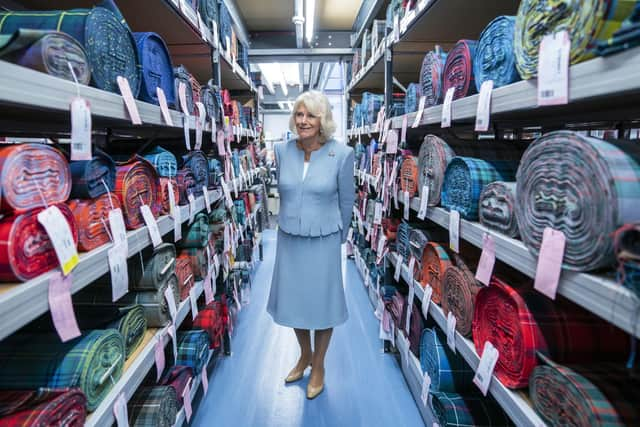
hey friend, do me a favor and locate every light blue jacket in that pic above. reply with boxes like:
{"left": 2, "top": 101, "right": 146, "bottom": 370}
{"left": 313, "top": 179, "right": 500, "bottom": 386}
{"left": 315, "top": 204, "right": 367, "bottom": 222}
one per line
{"left": 275, "top": 138, "right": 355, "bottom": 242}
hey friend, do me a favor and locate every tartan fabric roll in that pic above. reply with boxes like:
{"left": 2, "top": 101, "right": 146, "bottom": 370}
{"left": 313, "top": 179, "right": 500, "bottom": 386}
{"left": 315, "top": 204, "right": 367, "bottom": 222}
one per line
{"left": 68, "top": 192, "right": 121, "bottom": 252}
{"left": 69, "top": 151, "right": 116, "bottom": 200}
{"left": 180, "top": 212, "right": 210, "bottom": 249}
{"left": 189, "top": 74, "right": 201, "bottom": 114}
{"left": 173, "top": 65, "right": 194, "bottom": 113}
{"left": 530, "top": 362, "right": 640, "bottom": 426}
{"left": 442, "top": 157, "right": 518, "bottom": 220}
{"left": 128, "top": 386, "right": 178, "bottom": 427}
{"left": 597, "top": 2, "right": 640, "bottom": 55}
{"left": 0, "top": 29, "right": 90, "bottom": 85}
{"left": 182, "top": 151, "right": 209, "bottom": 196}
{"left": 192, "top": 301, "right": 228, "bottom": 349}
{"left": 142, "top": 146, "right": 177, "bottom": 179}
{"left": 441, "top": 256, "right": 481, "bottom": 337}
{"left": 473, "top": 276, "right": 630, "bottom": 388}
{"left": 130, "top": 243, "right": 177, "bottom": 292}
{"left": 418, "top": 135, "right": 456, "bottom": 206}
{"left": 404, "top": 83, "right": 421, "bottom": 114}
{"left": 430, "top": 392, "right": 512, "bottom": 427}
{"left": 180, "top": 248, "right": 207, "bottom": 281}
{"left": 478, "top": 181, "right": 519, "bottom": 238}
{"left": 198, "top": 0, "right": 218, "bottom": 30}
{"left": 473, "top": 16, "right": 520, "bottom": 90}
{"left": 420, "top": 329, "right": 474, "bottom": 393}
{"left": 158, "top": 366, "right": 193, "bottom": 406}
{"left": 514, "top": 0, "right": 636, "bottom": 79}
{"left": 419, "top": 48, "right": 448, "bottom": 106}
{"left": 218, "top": 1, "right": 232, "bottom": 51}
{"left": 0, "top": 204, "right": 78, "bottom": 282}
{"left": 0, "top": 330, "right": 124, "bottom": 411}
{"left": 176, "top": 331, "right": 210, "bottom": 374}
{"left": 400, "top": 156, "right": 420, "bottom": 197}
{"left": 442, "top": 40, "right": 478, "bottom": 101}
{"left": 614, "top": 223, "right": 640, "bottom": 297}
{"left": 0, "top": 0, "right": 140, "bottom": 95}
{"left": 176, "top": 254, "right": 194, "bottom": 301}
{"left": 158, "top": 178, "right": 179, "bottom": 216}
{"left": 201, "top": 82, "right": 223, "bottom": 124}
{"left": 420, "top": 243, "right": 453, "bottom": 303}
{"left": 0, "top": 144, "right": 71, "bottom": 214}
{"left": 133, "top": 32, "right": 174, "bottom": 106}
{"left": 402, "top": 302, "right": 425, "bottom": 358}
{"left": 515, "top": 131, "right": 640, "bottom": 271}
{"left": 207, "top": 157, "right": 222, "bottom": 188}
{"left": 0, "top": 388, "right": 86, "bottom": 426}
{"left": 176, "top": 168, "right": 197, "bottom": 206}
{"left": 115, "top": 157, "right": 161, "bottom": 230}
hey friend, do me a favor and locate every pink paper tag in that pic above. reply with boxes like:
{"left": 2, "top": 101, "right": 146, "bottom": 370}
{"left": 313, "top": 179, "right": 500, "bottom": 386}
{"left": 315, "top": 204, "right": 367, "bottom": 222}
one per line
{"left": 201, "top": 368, "right": 209, "bottom": 394}
{"left": 178, "top": 82, "right": 190, "bottom": 115}
{"left": 400, "top": 115, "right": 408, "bottom": 144}
{"left": 534, "top": 227, "right": 566, "bottom": 300}
{"left": 113, "top": 392, "right": 129, "bottom": 427}
{"left": 217, "top": 130, "right": 226, "bottom": 155}
{"left": 48, "top": 272, "right": 81, "bottom": 342}
{"left": 116, "top": 76, "right": 142, "bottom": 125}
{"left": 475, "top": 233, "right": 496, "bottom": 286}
{"left": 156, "top": 87, "right": 174, "bottom": 126}
{"left": 203, "top": 271, "right": 214, "bottom": 304}
{"left": 183, "top": 378, "right": 193, "bottom": 421}
{"left": 155, "top": 338, "right": 165, "bottom": 382}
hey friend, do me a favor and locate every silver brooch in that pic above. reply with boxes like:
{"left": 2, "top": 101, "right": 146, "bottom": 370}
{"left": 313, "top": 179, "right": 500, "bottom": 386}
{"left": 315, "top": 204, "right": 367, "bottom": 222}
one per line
{"left": 328, "top": 151, "right": 335, "bottom": 157}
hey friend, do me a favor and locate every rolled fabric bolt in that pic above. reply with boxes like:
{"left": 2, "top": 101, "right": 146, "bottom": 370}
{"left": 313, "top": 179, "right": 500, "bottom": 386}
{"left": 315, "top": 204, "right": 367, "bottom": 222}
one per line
{"left": 478, "top": 181, "right": 519, "bottom": 238}
{"left": 68, "top": 192, "right": 122, "bottom": 252}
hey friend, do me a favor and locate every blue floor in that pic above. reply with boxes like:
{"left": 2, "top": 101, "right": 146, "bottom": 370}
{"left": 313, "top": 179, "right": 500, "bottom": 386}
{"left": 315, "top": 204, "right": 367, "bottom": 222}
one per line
{"left": 192, "top": 229, "right": 424, "bottom": 427}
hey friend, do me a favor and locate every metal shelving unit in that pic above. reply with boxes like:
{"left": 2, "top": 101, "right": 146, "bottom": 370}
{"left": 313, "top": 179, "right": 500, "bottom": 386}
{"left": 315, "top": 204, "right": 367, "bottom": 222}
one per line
{"left": 347, "top": 36, "right": 388, "bottom": 93}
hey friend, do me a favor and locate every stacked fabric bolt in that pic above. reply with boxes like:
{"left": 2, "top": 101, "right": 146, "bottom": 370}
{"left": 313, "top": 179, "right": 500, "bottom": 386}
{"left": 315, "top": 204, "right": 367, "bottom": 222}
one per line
{"left": 473, "top": 276, "right": 630, "bottom": 388}
{"left": 133, "top": 32, "right": 174, "bottom": 106}
{"left": 419, "top": 243, "right": 453, "bottom": 303}
{"left": 191, "top": 301, "right": 229, "bottom": 349}
{"left": 68, "top": 193, "right": 121, "bottom": 252}
{"left": 115, "top": 157, "right": 160, "bottom": 230}
{"left": 183, "top": 151, "right": 209, "bottom": 196}
{"left": 201, "top": 81, "right": 223, "bottom": 126}
{"left": 361, "top": 92, "right": 384, "bottom": 125}
{"left": 0, "top": 0, "right": 140, "bottom": 95}
{"left": 69, "top": 151, "right": 116, "bottom": 199}
{"left": 473, "top": 16, "right": 520, "bottom": 90}
{"left": 417, "top": 135, "right": 456, "bottom": 206}
{"left": 176, "top": 254, "right": 195, "bottom": 302}
{"left": 597, "top": 2, "right": 640, "bottom": 55}
{"left": 390, "top": 92, "right": 406, "bottom": 117}
{"left": 142, "top": 147, "right": 178, "bottom": 178}
{"left": 0, "top": 387, "right": 87, "bottom": 426}
{"left": 614, "top": 223, "right": 640, "bottom": 297}
{"left": 441, "top": 254, "right": 481, "bottom": 337}
{"left": 189, "top": 74, "right": 201, "bottom": 116}
{"left": 404, "top": 83, "right": 421, "bottom": 113}
{"left": 173, "top": 65, "right": 195, "bottom": 114}
{"left": 478, "top": 181, "right": 519, "bottom": 238}
{"left": 514, "top": 0, "right": 636, "bottom": 79}
{"left": 176, "top": 331, "right": 210, "bottom": 375}
{"left": 420, "top": 329, "right": 475, "bottom": 393}
{"left": 419, "top": 48, "right": 448, "bottom": 107}
{"left": 515, "top": 131, "right": 640, "bottom": 271}
{"left": 128, "top": 386, "right": 178, "bottom": 427}
{"left": 176, "top": 168, "right": 197, "bottom": 206}
{"left": 430, "top": 392, "right": 512, "bottom": 427}
{"left": 158, "top": 366, "right": 193, "bottom": 406}
{"left": 442, "top": 157, "right": 518, "bottom": 220}
{"left": 442, "top": 40, "right": 478, "bottom": 100}
{"left": 399, "top": 155, "right": 420, "bottom": 197}
{"left": 0, "top": 330, "right": 125, "bottom": 411}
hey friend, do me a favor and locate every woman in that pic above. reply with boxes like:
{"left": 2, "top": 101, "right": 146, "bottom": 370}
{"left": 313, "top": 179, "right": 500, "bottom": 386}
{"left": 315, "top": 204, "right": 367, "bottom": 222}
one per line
{"left": 267, "top": 90, "right": 355, "bottom": 400}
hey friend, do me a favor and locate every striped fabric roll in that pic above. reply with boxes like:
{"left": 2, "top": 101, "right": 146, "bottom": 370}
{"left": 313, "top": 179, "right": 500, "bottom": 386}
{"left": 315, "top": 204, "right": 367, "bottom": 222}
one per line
{"left": 182, "top": 151, "right": 209, "bottom": 196}
{"left": 441, "top": 256, "right": 481, "bottom": 337}
{"left": 128, "top": 386, "right": 178, "bottom": 427}
{"left": 530, "top": 362, "right": 640, "bottom": 426}
{"left": 0, "top": 144, "right": 71, "bottom": 214}
{"left": 442, "top": 40, "right": 478, "bottom": 101}
{"left": 419, "top": 243, "right": 452, "bottom": 303}
{"left": 404, "top": 83, "right": 421, "bottom": 113}
{"left": 597, "top": 2, "right": 640, "bottom": 55}
{"left": 0, "top": 330, "right": 125, "bottom": 411}
{"left": 158, "top": 178, "right": 179, "bottom": 216}
{"left": 68, "top": 192, "right": 121, "bottom": 252}
{"left": 430, "top": 392, "right": 511, "bottom": 427}
{"left": 419, "top": 329, "right": 474, "bottom": 393}
{"left": 418, "top": 135, "right": 456, "bottom": 206}
{"left": 142, "top": 147, "right": 177, "bottom": 178}
{"left": 133, "top": 32, "right": 174, "bottom": 106}
{"left": 130, "top": 243, "right": 176, "bottom": 292}
{"left": 176, "top": 331, "right": 210, "bottom": 374}
{"left": 69, "top": 151, "right": 116, "bottom": 200}
{"left": 115, "top": 158, "right": 161, "bottom": 230}
{"left": 180, "top": 212, "right": 210, "bottom": 249}
{"left": 442, "top": 157, "right": 518, "bottom": 220}
{"left": 158, "top": 366, "right": 193, "bottom": 406}
{"left": 473, "top": 276, "right": 630, "bottom": 388}
{"left": 474, "top": 16, "right": 520, "bottom": 90}
{"left": 400, "top": 156, "right": 420, "bottom": 197}
{"left": 478, "top": 181, "right": 519, "bottom": 238}
{"left": 176, "top": 254, "right": 195, "bottom": 302}
{"left": 419, "top": 48, "right": 448, "bottom": 106}
{"left": 176, "top": 168, "right": 197, "bottom": 206}
{"left": 0, "top": 387, "right": 87, "bottom": 426}
{"left": 173, "top": 65, "right": 194, "bottom": 114}
{"left": 514, "top": 0, "right": 636, "bottom": 79}
{"left": 180, "top": 248, "right": 207, "bottom": 281}
{"left": 516, "top": 131, "right": 640, "bottom": 271}
{"left": 0, "top": 204, "right": 78, "bottom": 282}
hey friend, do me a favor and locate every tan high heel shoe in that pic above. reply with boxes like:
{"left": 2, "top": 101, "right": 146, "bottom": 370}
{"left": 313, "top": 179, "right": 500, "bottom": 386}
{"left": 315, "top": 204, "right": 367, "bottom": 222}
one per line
{"left": 284, "top": 361, "right": 311, "bottom": 383}
{"left": 306, "top": 371, "right": 324, "bottom": 399}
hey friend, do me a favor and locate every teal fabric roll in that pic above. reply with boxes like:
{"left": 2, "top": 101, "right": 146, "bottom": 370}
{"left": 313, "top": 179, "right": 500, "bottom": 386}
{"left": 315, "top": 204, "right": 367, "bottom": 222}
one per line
{"left": 474, "top": 16, "right": 520, "bottom": 90}
{"left": 420, "top": 328, "right": 475, "bottom": 393}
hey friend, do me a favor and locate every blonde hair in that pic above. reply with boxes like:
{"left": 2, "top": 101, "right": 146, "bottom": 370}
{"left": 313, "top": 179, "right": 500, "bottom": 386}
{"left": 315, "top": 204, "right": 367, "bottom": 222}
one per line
{"left": 289, "top": 90, "right": 336, "bottom": 142}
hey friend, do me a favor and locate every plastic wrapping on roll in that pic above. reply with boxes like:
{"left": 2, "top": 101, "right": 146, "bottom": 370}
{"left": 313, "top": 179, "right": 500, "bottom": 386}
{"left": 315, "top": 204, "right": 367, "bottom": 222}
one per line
{"left": 419, "top": 48, "right": 448, "bottom": 106}
{"left": 417, "top": 135, "right": 456, "bottom": 206}
{"left": 430, "top": 392, "right": 511, "bottom": 427}
{"left": 133, "top": 32, "right": 174, "bottom": 106}
{"left": 69, "top": 151, "right": 116, "bottom": 200}
{"left": 128, "top": 386, "right": 178, "bottom": 427}
{"left": 473, "top": 16, "right": 520, "bottom": 90}
{"left": 515, "top": 131, "right": 640, "bottom": 271}
{"left": 441, "top": 255, "right": 481, "bottom": 337}
{"left": 0, "top": 387, "right": 87, "bottom": 426}
{"left": 115, "top": 157, "right": 161, "bottom": 230}
{"left": 442, "top": 40, "right": 478, "bottom": 100}
{"left": 182, "top": 151, "right": 209, "bottom": 196}
{"left": 68, "top": 192, "right": 121, "bottom": 252}
{"left": 419, "top": 329, "right": 474, "bottom": 393}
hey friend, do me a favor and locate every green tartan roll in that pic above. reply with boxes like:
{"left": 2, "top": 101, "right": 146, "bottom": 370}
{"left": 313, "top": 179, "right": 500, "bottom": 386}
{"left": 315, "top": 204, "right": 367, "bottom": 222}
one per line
{"left": 0, "top": 330, "right": 125, "bottom": 411}
{"left": 180, "top": 212, "right": 210, "bottom": 249}
{"left": 128, "top": 386, "right": 178, "bottom": 427}
{"left": 0, "top": 0, "right": 140, "bottom": 95}
{"left": 129, "top": 243, "right": 177, "bottom": 291}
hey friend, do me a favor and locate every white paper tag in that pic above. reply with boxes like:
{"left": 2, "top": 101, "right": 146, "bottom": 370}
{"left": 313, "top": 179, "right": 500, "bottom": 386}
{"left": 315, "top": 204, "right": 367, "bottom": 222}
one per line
{"left": 403, "top": 191, "right": 410, "bottom": 220}
{"left": 183, "top": 114, "right": 191, "bottom": 151}
{"left": 168, "top": 181, "right": 182, "bottom": 242}
{"left": 473, "top": 341, "right": 499, "bottom": 396}
{"left": 441, "top": 87, "right": 455, "bottom": 128}
{"left": 164, "top": 286, "right": 178, "bottom": 323}
{"left": 109, "top": 242, "right": 129, "bottom": 301}
{"left": 168, "top": 323, "right": 178, "bottom": 364}
{"left": 201, "top": 368, "right": 209, "bottom": 394}
{"left": 417, "top": 185, "right": 429, "bottom": 220}
{"left": 446, "top": 312, "right": 456, "bottom": 353}
{"left": 449, "top": 210, "right": 460, "bottom": 253}
{"left": 70, "top": 97, "right": 92, "bottom": 161}
{"left": 178, "top": 82, "right": 190, "bottom": 115}
{"left": 189, "top": 287, "right": 199, "bottom": 320}
{"left": 421, "top": 285, "right": 432, "bottom": 319}
{"left": 155, "top": 336, "right": 165, "bottom": 382}
{"left": 408, "top": 256, "right": 416, "bottom": 284}
{"left": 203, "top": 186, "right": 212, "bottom": 213}
{"left": 188, "top": 193, "right": 197, "bottom": 225}
{"left": 195, "top": 102, "right": 205, "bottom": 150}
{"left": 393, "top": 14, "right": 400, "bottom": 42}
{"left": 475, "top": 80, "right": 493, "bottom": 132}
{"left": 183, "top": 378, "right": 193, "bottom": 422}
{"left": 376, "top": 234, "right": 387, "bottom": 256}
{"left": 412, "top": 96, "right": 426, "bottom": 128}
{"left": 421, "top": 371, "right": 431, "bottom": 406}
{"left": 109, "top": 208, "right": 128, "bottom": 250}
{"left": 394, "top": 254, "right": 403, "bottom": 282}
{"left": 37, "top": 206, "right": 79, "bottom": 276}
{"left": 113, "top": 392, "right": 129, "bottom": 427}
{"left": 373, "top": 202, "right": 383, "bottom": 225}
{"left": 220, "top": 177, "right": 233, "bottom": 209}
{"left": 157, "top": 87, "right": 174, "bottom": 126}
{"left": 538, "top": 31, "right": 570, "bottom": 106}
{"left": 141, "top": 204, "right": 162, "bottom": 248}
{"left": 475, "top": 233, "right": 496, "bottom": 286}
{"left": 405, "top": 283, "right": 415, "bottom": 333}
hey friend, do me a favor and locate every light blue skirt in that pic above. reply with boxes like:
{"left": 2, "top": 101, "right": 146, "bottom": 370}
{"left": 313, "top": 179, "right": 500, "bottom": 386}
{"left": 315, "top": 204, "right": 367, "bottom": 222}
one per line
{"left": 267, "top": 229, "right": 348, "bottom": 329}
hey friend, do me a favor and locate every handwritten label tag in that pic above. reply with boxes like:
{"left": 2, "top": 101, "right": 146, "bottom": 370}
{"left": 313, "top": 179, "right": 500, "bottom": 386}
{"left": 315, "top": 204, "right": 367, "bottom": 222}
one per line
{"left": 113, "top": 392, "right": 129, "bottom": 427}
{"left": 141, "top": 205, "right": 162, "bottom": 248}
{"left": 178, "top": 82, "right": 190, "bottom": 115}
{"left": 422, "top": 285, "right": 433, "bottom": 319}
{"left": 403, "top": 191, "right": 410, "bottom": 220}
{"left": 538, "top": 31, "right": 570, "bottom": 106}
{"left": 117, "top": 76, "right": 142, "bottom": 125}
{"left": 70, "top": 97, "right": 92, "bottom": 161}
{"left": 188, "top": 193, "right": 197, "bottom": 225}
{"left": 157, "top": 87, "right": 174, "bottom": 126}
{"left": 475, "top": 80, "right": 493, "bottom": 132}
{"left": 412, "top": 96, "right": 426, "bottom": 128}
{"left": 441, "top": 87, "right": 455, "bottom": 128}
{"left": 394, "top": 254, "right": 403, "bottom": 282}
{"left": 189, "top": 287, "right": 199, "bottom": 320}
{"left": 109, "top": 242, "right": 128, "bottom": 301}
{"left": 164, "top": 286, "right": 178, "bottom": 323}
{"left": 183, "top": 378, "right": 193, "bottom": 422}
{"left": 202, "top": 368, "right": 209, "bottom": 394}
{"left": 475, "top": 233, "right": 496, "bottom": 286}
{"left": 155, "top": 338, "right": 165, "bottom": 382}
{"left": 534, "top": 227, "right": 566, "bottom": 299}
{"left": 417, "top": 185, "right": 429, "bottom": 220}
{"left": 37, "top": 206, "right": 79, "bottom": 275}
{"left": 405, "top": 283, "right": 415, "bottom": 333}
{"left": 449, "top": 210, "right": 460, "bottom": 253}
{"left": 473, "top": 341, "right": 499, "bottom": 396}
{"left": 446, "top": 312, "right": 457, "bottom": 353}
{"left": 48, "top": 272, "right": 81, "bottom": 342}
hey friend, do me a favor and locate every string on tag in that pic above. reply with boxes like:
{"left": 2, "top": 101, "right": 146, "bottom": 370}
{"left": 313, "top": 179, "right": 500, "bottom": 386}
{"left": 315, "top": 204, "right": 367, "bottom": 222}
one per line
{"left": 101, "top": 179, "right": 115, "bottom": 211}
{"left": 35, "top": 181, "right": 49, "bottom": 209}
{"left": 67, "top": 62, "right": 81, "bottom": 97}
{"left": 101, "top": 218, "right": 114, "bottom": 242}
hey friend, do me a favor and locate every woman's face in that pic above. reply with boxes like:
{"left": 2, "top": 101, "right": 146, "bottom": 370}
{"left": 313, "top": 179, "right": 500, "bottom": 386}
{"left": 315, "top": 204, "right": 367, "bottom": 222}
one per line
{"left": 295, "top": 104, "right": 321, "bottom": 140}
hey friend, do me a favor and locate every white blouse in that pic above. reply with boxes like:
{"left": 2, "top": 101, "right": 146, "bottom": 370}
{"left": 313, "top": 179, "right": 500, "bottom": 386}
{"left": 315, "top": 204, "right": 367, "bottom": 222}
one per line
{"left": 302, "top": 161, "right": 310, "bottom": 179}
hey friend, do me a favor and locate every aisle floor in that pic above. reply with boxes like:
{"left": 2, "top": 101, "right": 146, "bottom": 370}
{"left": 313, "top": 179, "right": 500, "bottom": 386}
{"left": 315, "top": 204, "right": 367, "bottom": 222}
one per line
{"left": 192, "top": 230, "right": 424, "bottom": 427}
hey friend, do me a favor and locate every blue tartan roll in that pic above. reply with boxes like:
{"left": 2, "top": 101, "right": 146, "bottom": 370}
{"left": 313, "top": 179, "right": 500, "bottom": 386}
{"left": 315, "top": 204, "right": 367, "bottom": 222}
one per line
{"left": 420, "top": 328, "right": 474, "bottom": 393}
{"left": 219, "top": 1, "right": 233, "bottom": 50}
{"left": 208, "top": 157, "right": 222, "bottom": 188}
{"left": 128, "top": 386, "right": 178, "bottom": 427}
{"left": 182, "top": 151, "right": 209, "bottom": 196}
{"left": 176, "top": 331, "right": 210, "bottom": 374}
{"left": 404, "top": 83, "right": 421, "bottom": 114}
{"left": 142, "top": 146, "right": 177, "bottom": 178}
{"left": 69, "top": 150, "right": 116, "bottom": 199}
{"left": 133, "top": 32, "right": 175, "bottom": 106}
{"left": 474, "top": 16, "right": 520, "bottom": 91}
{"left": 173, "top": 65, "right": 195, "bottom": 113}
{"left": 198, "top": 0, "right": 219, "bottom": 32}
{"left": 0, "top": 0, "right": 140, "bottom": 95}
{"left": 442, "top": 156, "right": 518, "bottom": 220}
{"left": 430, "top": 392, "right": 512, "bottom": 427}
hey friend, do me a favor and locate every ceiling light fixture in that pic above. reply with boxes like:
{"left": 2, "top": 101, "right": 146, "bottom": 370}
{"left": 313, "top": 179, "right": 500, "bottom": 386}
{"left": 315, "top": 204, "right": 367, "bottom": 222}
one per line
{"left": 305, "top": 0, "right": 315, "bottom": 45}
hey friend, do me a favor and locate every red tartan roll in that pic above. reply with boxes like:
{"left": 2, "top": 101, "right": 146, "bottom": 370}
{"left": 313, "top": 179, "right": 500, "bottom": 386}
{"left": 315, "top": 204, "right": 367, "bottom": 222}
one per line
{"left": 420, "top": 242, "right": 453, "bottom": 301}
{"left": 158, "top": 178, "right": 179, "bottom": 215}
{"left": 68, "top": 193, "right": 121, "bottom": 252}
{"left": 400, "top": 156, "right": 419, "bottom": 197}
{"left": 193, "top": 301, "right": 228, "bottom": 349}
{"left": 176, "top": 254, "right": 194, "bottom": 301}
{"left": 0, "top": 144, "right": 71, "bottom": 214}
{"left": 158, "top": 365, "right": 193, "bottom": 406}
{"left": 115, "top": 158, "right": 160, "bottom": 230}
{"left": 176, "top": 168, "right": 196, "bottom": 206}
{"left": 473, "top": 277, "right": 630, "bottom": 389}
{"left": 179, "top": 248, "right": 207, "bottom": 281}
{"left": 0, "top": 387, "right": 86, "bottom": 427}
{"left": 0, "top": 204, "right": 78, "bottom": 282}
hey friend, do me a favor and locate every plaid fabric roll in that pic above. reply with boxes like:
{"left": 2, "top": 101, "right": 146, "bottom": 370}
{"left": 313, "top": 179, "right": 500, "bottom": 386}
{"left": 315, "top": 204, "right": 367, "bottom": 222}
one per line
{"left": 176, "top": 331, "right": 210, "bottom": 374}
{"left": 198, "top": 0, "right": 218, "bottom": 30}
{"left": 182, "top": 151, "right": 209, "bottom": 196}
{"left": 401, "top": 301, "right": 425, "bottom": 358}
{"left": 176, "top": 167, "right": 197, "bottom": 206}
{"left": 128, "top": 386, "right": 178, "bottom": 427}
{"left": 158, "top": 366, "right": 193, "bottom": 406}
{"left": 404, "top": 83, "right": 421, "bottom": 114}
{"left": 158, "top": 178, "right": 179, "bottom": 215}
{"left": 173, "top": 65, "right": 194, "bottom": 113}
{"left": 69, "top": 151, "right": 116, "bottom": 200}
{"left": 400, "top": 155, "right": 420, "bottom": 197}
{"left": 200, "top": 82, "right": 221, "bottom": 125}
{"left": 129, "top": 243, "right": 177, "bottom": 292}
{"left": 420, "top": 328, "right": 475, "bottom": 393}
{"left": 473, "top": 16, "right": 520, "bottom": 90}
{"left": 0, "top": 144, "right": 70, "bottom": 214}
{"left": 0, "top": 204, "right": 78, "bottom": 282}
{"left": 514, "top": 0, "right": 636, "bottom": 79}
{"left": 473, "top": 276, "right": 630, "bottom": 388}
{"left": 0, "top": 388, "right": 86, "bottom": 426}
{"left": 180, "top": 248, "right": 207, "bottom": 281}
{"left": 530, "top": 362, "right": 640, "bottom": 426}
{"left": 478, "top": 181, "right": 519, "bottom": 238}
{"left": 361, "top": 92, "right": 384, "bottom": 125}
{"left": 597, "top": 2, "right": 640, "bottom": 55}
{"left": 68, "top": 192, "right": 121, "bottom": 252}
{"left": 115, "top": 157, "right": 161, "bottom": 230}
{"left": 420, "top": 243, "right": 454, "bottom": 304}
{"left": 218, "top": 1, "right": 232, "bottom": 51}
{"left": 192, "top": 301, "right": 228, "bottom": 349}
{"left": 430, "top": 392, "right": 512, "bottom": 427}
{"left": 188, "top": 74, "right": 201, "bottom": 115}
{"left": 133, "top": 32, "right": 174, "bottom": 106}
{"left": 390, "top": 92, "right": 406, "bottom": 116}
{"left": 207, "top": 157, "right": 222, "bottom": 188}
{"left": 418, "top": 135, "right": 456, "bottom": 206}
{"left": 442, "top": 256, "right": 481, "bottom": 337}
{"left": 614, "top": 223, "right": 640, "bottom": 297}
{"left": 180, "top": 212, "right": 210, "bottom": 249}
{"left": 396, "top": 222, "right": 411, "bottom": 261}
{"left": 0, "top": 29, "right": 90, "bottom": 85}
{"left": 516, "top": 131, "right": 640, "bottom": 271}
{"left": 442, "top": 156, "right": 518, "bottom": 220}
{"left": 176, "top": 255, "right": 194, "bottom": 302}
{"left": 0, "top": 330, "right": 124, "bottom": 411}
{"left": 442, "top": 40, "right": 478, "bottom": 100}
{"left": 142, "top": 146, "right": 177, "bottom": 178}
{"left": 419, "top": 48, "right": 448, "bottom": 107}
